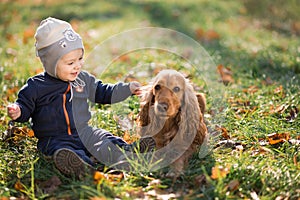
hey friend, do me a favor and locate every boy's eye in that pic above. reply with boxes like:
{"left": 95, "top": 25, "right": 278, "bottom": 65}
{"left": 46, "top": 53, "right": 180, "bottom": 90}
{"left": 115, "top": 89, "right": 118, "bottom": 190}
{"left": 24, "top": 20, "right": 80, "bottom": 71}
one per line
{"left": 68, "top": 62, "right": 74, "bottom": 65}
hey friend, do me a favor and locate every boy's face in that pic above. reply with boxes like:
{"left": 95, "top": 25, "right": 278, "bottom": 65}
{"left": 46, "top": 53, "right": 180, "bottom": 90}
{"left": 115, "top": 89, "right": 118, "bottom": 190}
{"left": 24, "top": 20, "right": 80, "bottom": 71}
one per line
{"left": 56, "top": 49, "right": 84, "bottom": 82}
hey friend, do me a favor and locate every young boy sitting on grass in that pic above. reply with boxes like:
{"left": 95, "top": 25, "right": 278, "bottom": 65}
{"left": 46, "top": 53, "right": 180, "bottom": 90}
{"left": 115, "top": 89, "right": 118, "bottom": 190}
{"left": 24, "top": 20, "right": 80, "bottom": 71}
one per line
{"left": 7, "top": 17, "right": 155, "bottom": 178}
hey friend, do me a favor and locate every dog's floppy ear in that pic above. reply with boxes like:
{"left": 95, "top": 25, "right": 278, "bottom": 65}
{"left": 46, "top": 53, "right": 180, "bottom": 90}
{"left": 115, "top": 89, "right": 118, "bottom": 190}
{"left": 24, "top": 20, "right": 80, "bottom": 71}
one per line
{"left": 178, "top": 81, "right": 206, "bottom": 145}
{"left": 180, "top": 82, "right": 201, "bottom": 131}
{"left": 137, "top": 86, "right": 154, "bottom": 127}
{"left": 196, "top": 93, "right": 206, "bottom": 115}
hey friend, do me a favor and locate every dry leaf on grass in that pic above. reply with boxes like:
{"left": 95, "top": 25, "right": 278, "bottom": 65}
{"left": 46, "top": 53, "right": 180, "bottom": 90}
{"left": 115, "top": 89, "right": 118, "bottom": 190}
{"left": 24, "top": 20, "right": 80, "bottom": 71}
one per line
{"left": 227, "top": 179, "right": 240, "bottom": 191}
{"left": 242, "top": 85, "right": 259, "bottom": 94}
{"left": 14, "top": 180, "right": 25, "bottom": 191}
{"left": 267, "top": 132, "right": 290, "bottom": 145}
{"left": 195, "top": 28, "right": 220, "bottom": 41}
{"left": 217, "top": 64, "right": 234, "bottom": 85}
{"left": 94, "top": 171, "right": 124, "bottom": 185}
{"left": 286, "top": 106, "right": 298, "bottom": 122}
{"left": 211, "top": 165, "right": 230, "bottom": 179}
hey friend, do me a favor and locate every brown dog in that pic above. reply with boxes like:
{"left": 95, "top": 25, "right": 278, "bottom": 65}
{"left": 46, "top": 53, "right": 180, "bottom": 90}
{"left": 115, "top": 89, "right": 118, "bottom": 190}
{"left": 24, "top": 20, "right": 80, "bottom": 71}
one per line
{"left": 137, "top": 69, "right": 207, "bottom": 176}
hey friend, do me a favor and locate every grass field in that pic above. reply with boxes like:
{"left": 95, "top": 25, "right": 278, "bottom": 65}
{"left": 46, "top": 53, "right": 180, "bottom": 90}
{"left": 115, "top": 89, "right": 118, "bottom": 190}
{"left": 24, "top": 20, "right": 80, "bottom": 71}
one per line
{"left": 0, "top": 0, "right": 299, "bottom": 199}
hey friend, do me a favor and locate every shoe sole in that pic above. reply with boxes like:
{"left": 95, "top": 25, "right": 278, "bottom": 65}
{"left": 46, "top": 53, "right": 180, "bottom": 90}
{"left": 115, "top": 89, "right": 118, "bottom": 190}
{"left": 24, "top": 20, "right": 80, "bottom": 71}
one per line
{"left": 53, "top": 148, "right": 94, "bottom": 178}
{"left": 139, "top": 137, "right": 156, "bottom": 153}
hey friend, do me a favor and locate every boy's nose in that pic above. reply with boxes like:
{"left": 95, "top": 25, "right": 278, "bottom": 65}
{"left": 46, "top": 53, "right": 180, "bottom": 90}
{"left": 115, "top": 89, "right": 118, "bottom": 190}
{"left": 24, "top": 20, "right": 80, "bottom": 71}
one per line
{"left": 74, "top": 60, "right": 83, "bottom": 69}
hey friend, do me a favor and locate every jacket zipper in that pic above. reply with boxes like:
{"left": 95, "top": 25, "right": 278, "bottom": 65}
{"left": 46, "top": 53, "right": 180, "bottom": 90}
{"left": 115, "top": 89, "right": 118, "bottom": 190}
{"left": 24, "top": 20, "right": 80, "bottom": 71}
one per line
{"left": 63, "top": 84, "right": 72, "bottom": 135}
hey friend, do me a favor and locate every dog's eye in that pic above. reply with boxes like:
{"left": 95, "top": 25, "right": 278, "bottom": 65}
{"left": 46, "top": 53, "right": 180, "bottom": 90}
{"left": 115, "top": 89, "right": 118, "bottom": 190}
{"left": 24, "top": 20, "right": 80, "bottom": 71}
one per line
{"left": 154, "top": 85, "right": 161, "bottom": 90}
{"left": 173, "top": 86, "right": 180, "bottom": 92}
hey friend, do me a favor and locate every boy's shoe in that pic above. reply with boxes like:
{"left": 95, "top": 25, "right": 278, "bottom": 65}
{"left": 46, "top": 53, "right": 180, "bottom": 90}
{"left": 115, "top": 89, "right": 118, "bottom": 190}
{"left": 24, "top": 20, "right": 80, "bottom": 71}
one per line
{"left": 122, "top": 136, "right": 156, "bottom": 153}
{"left": 115, "top": 137, "right": 156, "bottom": 171}
{"left": 53, "top": 148, "right": 94, "bottom": 178}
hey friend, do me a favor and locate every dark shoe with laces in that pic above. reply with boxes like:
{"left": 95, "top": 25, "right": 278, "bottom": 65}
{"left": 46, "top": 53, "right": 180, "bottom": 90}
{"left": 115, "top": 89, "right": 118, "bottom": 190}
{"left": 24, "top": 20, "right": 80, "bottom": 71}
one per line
{"left": 122, "top": 137, "right": 156, "bottom": 153}
{"left": 53, "top": 148, "right": 95, "bottom": 178}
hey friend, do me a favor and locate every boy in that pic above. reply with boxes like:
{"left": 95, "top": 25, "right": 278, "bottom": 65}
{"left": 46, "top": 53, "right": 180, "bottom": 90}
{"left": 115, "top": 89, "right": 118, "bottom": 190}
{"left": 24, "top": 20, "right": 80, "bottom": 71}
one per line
{"left": 7, "top": 17, "right": 155, "bottom": 177}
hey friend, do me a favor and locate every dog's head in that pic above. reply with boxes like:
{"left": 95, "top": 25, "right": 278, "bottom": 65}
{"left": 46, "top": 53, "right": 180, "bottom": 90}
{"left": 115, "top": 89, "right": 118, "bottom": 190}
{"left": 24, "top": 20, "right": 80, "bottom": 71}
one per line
{"left": 151, "top": 70, "right": 186, "bottom": 118}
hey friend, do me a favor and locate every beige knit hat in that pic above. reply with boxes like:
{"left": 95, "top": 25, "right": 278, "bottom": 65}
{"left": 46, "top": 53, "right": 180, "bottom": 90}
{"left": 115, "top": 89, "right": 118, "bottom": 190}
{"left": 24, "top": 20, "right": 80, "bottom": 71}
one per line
{"left": 35, "top": 17, "right": 84, "bottom": 78}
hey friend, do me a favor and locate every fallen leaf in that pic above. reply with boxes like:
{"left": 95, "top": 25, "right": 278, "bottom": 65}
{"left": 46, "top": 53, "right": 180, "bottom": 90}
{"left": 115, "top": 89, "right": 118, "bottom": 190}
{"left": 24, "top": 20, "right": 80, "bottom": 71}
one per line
{"left": 90, "top": 197, "right": 107, "bottom": 200}
{"left": 14, "top": 180, "right": 24, "bottom": 191}
{"left": 122, "top": 131, "right": 140, "bottom": 144}
{"left": 23, "top": 24, "right": 35, "bottom": 44}
{"left": 228, "top": 97, "right": 251, "bottom": 107}
{"left": 195, "top": 28, "right": 205, "bottom": 40}
{"left": 94, "top": 171, "right": 124, "bottom": 185}
{"left": 106, "top": 172, "right": 124, "bottom": 184}
{"left": 293, "top": 155, "right": 298, "bottom": 166}
{"left": 118, "top": 54, "right": 131, "bottom": 63}
{"left": 215, "top": 140, "right": 243, "bottom": 149}
{"left": 273, "top": 85, "right": 285, "bottom": 97}
{"left": 242, "top": 85, "right": 259, "bottom": 94}
{"left": 270, "top": 104, "right": 287, "bottom": 114}
{"left": 216, "top": 126, "right": 230, "bottom": 139}
{"left": 267, "top": 132, "right": 290, "bottom": 145}
{"left": 205, "top": 29, "right": 220, "bottom": 41}
{"left": 195, "top": 28, "right": 220, "bottom": 41}
{"left": 94, "top": 171, "right": 106, "bottom": 184}
{"left": 211, "top": 165, "right": 230, "bottom": 179}
{"left": 227, "top": 179, "right": 240, "bottom": 191}
{"left": 217, "top": 64, "right": 234, "bottom": 85}
{"left": 4, "top": 72, "right": 13, "bottom": 80}
{"left": 27, "top": 129, "right": 35, "bottom": 137}
{"left": 251, "top": 146, "right": 273, "bottom": 156}
{"left": 286, "top": 106, "right": 298, "bottom": 122}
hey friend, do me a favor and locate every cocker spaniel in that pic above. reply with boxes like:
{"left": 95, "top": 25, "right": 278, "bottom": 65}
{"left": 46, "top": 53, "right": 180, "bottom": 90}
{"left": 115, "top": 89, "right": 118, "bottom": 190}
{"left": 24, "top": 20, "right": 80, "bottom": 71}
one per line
{"left": 137, "top": 69, "right": 207, "bottom": 176}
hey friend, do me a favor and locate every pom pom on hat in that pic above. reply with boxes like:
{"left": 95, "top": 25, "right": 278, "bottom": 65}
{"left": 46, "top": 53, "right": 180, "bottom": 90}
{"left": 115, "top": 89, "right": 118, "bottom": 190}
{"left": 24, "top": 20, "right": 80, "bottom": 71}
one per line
{"left": 34, "top": 17, "right": 84, "bottom": 78}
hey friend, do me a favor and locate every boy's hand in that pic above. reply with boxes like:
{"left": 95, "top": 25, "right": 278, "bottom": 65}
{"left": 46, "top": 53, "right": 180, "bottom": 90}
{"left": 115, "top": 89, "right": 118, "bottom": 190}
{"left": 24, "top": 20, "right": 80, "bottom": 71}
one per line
{"left": 129, "top": 81, "right": 142, "bottom": 95}
{"left": 7, "top": 104, "right": 21, "bottom": 120}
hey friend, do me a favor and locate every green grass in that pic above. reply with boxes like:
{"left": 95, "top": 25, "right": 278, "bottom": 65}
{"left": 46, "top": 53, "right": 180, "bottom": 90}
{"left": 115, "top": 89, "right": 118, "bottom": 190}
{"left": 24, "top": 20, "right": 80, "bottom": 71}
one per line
{"left": 1, "top": 0, "right": 300, "bottom": 199}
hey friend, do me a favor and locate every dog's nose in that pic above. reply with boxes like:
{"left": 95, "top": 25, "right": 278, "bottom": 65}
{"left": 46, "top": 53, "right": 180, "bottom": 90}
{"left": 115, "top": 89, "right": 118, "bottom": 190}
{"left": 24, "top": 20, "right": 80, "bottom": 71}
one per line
{"left": 157, "top": 102, "right": 168, "bottom": 112}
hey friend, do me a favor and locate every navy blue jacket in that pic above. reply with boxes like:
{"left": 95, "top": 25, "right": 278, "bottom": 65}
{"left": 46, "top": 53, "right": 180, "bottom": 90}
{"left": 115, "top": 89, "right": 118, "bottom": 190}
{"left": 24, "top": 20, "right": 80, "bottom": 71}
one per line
{"left": 15, "top": 71, "right": 132, "bottom": 139}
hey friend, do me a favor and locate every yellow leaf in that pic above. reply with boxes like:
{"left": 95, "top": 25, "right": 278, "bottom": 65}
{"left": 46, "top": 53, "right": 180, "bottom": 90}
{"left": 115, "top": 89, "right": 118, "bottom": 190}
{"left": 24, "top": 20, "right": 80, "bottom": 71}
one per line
{"left": 107, "top": 172, "right": 124, "bottom": 184}
{"left": 267, "top": 132, "right": 290, "bottom": 145}
{"left": 93, "top": 171, "right": 106, "bottom": 184}
{"left": 211, "top": 165, "right": 230, "bottom": 179}
{"left": 27, "top": 129, "right": 35, "bottom": 137}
